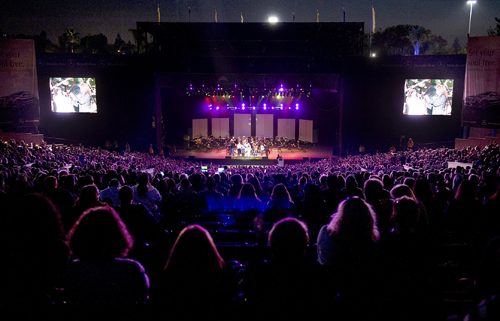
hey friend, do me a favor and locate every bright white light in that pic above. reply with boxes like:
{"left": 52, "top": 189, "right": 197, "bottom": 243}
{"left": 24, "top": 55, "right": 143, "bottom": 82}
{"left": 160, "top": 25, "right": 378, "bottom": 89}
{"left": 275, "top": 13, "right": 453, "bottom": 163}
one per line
{"left": 268, "top": 16, "right": 279, "bottom": 23}
{"left": 371, "top": 53, "right": 376, "bottom": 57}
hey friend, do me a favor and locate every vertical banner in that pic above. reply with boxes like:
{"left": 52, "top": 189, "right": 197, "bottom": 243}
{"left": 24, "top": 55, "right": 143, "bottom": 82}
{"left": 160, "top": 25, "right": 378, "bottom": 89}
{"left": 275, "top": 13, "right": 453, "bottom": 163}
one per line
{"left": 462, "top": 37, "right": 500, "bottom": 128}
{"left": 0, "top": 39, "right": 39, "bottom": 125}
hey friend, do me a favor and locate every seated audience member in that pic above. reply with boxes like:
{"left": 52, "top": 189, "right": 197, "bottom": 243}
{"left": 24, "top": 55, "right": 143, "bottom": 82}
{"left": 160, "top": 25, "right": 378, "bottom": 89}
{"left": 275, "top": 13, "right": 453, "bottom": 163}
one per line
{"left": 99, "top": 178, "right": 121, "bottom": 206}
{"left": 132, "top": 172, "right": 162, "bottom": 214}
{"left": 363, "top": 178, "right": 393, "bottom": 236}
{"left": 297, "top": 183, "right": 329, "bottom": 238}
{"left": 316, "top": 196, "right": 381, "bottom": 319}
{"left": 390, "top": 183, "right": 429, "bottom": 236}
{"left": 242, "top": 218, "right": 326, "bottom": 319}
{"left": 153, "top": 225, "right": 234, "bottom": 320}
{"left": 233, "top": 183, "right": 263, "bottom": 229}
{"left": 444, "top": 180, "right": 483, "bottom": 245}
{"left": 64, "top": 207, "right": 149, "bottom": 314}
{"left": 262, "top": 183, "right": 296, "bottom": 227}
{"left": 42, "top": 175, "right": 76, "bottom": 220}
{"left": 174, "top": 178, "right": 203, "bottom": 216}
{"left": 115, "top": 185, "right": 168, "bottom": 274}
{"left": 0, "top": 194, "right": 69, "bottom": 317}
{"left": 340, "top": 175, "right": 364, "bottom": 201}
{"left": 378, "top": 196, "right": 439, "bottom": 320}
{"left": 199, "top": 176, "right": 224, "bottom": 213}
{"left": 412, "top": 178, "right": 445, "bottom": 241}
{"left": 67, "top": 184, "right": 107, "bottom": 233}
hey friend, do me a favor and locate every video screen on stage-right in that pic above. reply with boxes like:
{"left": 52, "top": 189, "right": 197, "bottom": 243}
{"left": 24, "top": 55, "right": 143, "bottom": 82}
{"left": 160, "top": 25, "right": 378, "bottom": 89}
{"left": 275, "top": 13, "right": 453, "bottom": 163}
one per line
{"left": 403, "top": 79, "right": 453, "bottom": 116}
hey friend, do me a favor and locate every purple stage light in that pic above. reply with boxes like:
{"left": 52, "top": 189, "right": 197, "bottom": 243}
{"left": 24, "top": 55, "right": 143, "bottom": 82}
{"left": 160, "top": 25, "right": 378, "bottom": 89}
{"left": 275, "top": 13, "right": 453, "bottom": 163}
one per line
{"left": 296, "top": 104, "right": 299, "bottom": 110}
{"left": 216, "top": 106, "right": 220, "bottom": 110}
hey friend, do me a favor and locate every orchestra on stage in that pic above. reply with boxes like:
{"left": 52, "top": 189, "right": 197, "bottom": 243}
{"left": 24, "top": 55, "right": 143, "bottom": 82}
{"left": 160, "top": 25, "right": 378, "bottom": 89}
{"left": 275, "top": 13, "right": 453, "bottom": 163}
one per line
{"left": 187, "top": 135, "right": 307, "bottom": 157}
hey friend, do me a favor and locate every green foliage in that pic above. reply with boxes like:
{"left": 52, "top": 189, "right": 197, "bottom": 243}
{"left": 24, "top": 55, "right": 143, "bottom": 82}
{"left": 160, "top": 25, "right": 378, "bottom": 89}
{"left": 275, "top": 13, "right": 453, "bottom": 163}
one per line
{"left": 371, "top": 24, "right": 456, "bottom": 56}
{"left": 487, "top": 17, "right": 500, "bottom": 36}
{"left": 58, "top": 28, "right": 80, "bottom": 53}
{"left": 81, "top": 33, "right": 110, "bottom": 54}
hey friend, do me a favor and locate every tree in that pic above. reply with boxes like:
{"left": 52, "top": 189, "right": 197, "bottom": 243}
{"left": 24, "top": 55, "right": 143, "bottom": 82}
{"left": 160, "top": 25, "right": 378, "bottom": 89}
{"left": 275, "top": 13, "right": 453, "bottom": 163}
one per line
{"left": 372, "top": 25, "right": 414, "bottom": 55}
{"left": 58, "top": 28, "right": 80, "bottom": 53}
{"left": 409, "top": 26, "right": 431, "bottom": 55}
{"left": 452, "top": 38, "right": 466, "bottom": 54}
{"left": 371, "top": 24, "right": 459, "bottom": 56}
{"left": 33, "top": 31, "right": 58, "bottom": 53}
{"left": 114, "top": 33, "right": 125, "bottom": 50}
{"left": 487, "top": 17, "right": 500, "bottom": 36}
{"left": 422, "top": 35, "right": 449, "bottom": 54}
{"left": 80, "top": 33, "right": 109, "bottom": 53}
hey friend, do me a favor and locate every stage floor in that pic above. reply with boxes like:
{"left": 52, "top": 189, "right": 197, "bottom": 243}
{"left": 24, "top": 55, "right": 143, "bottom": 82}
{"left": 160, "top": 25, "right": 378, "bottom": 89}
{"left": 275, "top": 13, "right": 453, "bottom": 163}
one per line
{"left": 168, "top": 145, "right": 334, "bottom": 165}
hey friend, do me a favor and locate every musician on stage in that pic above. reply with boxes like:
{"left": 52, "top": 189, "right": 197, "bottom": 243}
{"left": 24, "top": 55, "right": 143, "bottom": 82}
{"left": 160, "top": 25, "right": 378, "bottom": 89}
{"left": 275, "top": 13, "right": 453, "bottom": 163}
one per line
{"left": 237, "top": 141, "right": 243, "bottom": 157}
{"left": 230, "top": 138, "right": 236, "bottom": 156}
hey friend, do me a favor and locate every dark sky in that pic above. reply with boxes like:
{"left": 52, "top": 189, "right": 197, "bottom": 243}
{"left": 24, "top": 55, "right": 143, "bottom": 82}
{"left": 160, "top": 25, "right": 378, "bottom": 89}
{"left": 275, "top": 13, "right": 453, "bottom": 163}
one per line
{"left": 1, "top": 0, "right": 499, "bottom": 47}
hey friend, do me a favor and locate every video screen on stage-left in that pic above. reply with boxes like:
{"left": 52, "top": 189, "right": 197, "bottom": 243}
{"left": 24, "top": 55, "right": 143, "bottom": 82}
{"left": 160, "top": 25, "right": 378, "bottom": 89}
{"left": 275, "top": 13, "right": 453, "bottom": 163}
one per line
{"left": 50, "top": 77, "right": 97, "bottom": 113}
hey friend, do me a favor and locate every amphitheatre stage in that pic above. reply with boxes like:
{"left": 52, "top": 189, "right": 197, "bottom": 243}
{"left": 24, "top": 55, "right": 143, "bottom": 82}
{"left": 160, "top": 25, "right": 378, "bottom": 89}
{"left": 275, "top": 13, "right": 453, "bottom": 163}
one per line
{"left": 170, "top": 145, "right": 334, "bottom": 166}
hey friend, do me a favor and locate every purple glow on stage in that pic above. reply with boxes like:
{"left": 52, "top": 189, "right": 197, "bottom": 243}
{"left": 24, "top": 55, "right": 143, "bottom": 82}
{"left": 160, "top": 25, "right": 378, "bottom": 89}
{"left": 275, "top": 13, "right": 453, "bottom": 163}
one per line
{"left": 253, "top": 106, "right": 255, "bottom": 110}
{"left": 296, "top": 104, "right": 299, "bottom": 110}
{"left": 216, "top": 106, "right": 220, "bottom": 110}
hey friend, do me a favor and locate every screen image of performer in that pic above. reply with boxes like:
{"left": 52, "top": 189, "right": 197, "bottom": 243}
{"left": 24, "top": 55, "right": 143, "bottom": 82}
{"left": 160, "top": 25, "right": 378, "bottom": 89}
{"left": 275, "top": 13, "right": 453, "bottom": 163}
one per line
{"left": 431, "top": 85, "right": 448, "bottom": 115}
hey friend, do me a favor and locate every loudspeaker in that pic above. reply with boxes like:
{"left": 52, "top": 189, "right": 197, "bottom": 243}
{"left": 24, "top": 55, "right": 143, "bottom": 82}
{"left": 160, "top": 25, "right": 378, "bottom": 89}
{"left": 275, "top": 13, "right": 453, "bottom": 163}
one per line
{"left": 262, "top": 157, "right": 268, "bottom": 160}
{"left": 225, "top": 156, "right": 231, "bottom": 159}
{"left": 188, "top": 156, "right": 195, "bottom": 159}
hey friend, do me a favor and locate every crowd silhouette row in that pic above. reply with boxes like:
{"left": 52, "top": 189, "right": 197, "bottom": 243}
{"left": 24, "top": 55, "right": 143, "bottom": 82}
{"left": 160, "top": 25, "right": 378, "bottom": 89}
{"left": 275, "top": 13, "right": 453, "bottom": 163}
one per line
{"left": 1, "top": 139, "right": 500, "bottom": 320}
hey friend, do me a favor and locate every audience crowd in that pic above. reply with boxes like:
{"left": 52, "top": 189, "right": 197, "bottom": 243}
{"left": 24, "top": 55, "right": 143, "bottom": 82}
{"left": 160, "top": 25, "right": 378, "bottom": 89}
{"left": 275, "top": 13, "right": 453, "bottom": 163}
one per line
{"left": 1, "top": 138, "right": 500, "bottom": 320}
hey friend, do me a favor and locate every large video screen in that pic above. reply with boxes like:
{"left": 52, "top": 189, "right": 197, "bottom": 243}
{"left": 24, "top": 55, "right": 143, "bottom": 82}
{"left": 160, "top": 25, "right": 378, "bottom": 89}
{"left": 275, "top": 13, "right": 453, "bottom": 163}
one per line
{"left": 403, "top": 79, "right": 453, "bottom": 115}
{"left": 50, "top": 77, "right": 97, "bottom": 113}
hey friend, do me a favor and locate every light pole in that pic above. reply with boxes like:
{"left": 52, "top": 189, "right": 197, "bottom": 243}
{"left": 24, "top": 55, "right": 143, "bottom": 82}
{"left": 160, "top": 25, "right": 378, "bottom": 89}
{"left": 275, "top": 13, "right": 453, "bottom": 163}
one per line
{"left": 467, "top": 0, "right": 476, "bottom": 37}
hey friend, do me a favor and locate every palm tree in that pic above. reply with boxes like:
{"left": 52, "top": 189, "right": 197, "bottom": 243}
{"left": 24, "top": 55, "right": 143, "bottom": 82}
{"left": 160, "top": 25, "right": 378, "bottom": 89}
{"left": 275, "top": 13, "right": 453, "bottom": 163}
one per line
{"left": 58, "top": 28, "right": 80, "bottom": 53}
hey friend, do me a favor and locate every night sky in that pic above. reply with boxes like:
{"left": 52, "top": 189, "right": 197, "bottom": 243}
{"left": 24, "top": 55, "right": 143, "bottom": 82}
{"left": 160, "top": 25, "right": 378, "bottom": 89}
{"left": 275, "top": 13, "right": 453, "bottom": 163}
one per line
{"left": 1, "top": 0, "right": 499, "bottom": 48}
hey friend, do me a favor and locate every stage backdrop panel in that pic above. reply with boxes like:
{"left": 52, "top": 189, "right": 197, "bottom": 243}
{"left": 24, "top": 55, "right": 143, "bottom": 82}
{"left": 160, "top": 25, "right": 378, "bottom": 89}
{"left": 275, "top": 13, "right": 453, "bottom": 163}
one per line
{"left": 299, "top": 119, "right": 313, "bottom": 143}
{"left": 192, "top": 119, "right": 208, "bottom": 139}
{"left": 278, "top": 119, "right": 295, "bottom": 140}
{"left": 234, "top": 114, "right": 251, "bottom": 137}
{"left": 212, "top": 118, "right": 229, "bottom": 138}
{"left": 255, "top": 114, "right": 273, "bottom": 138}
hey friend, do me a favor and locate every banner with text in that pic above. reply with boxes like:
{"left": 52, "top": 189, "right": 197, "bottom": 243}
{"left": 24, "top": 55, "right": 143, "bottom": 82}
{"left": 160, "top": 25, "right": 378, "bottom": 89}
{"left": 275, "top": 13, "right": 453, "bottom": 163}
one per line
{"left": 0, "top": 39, "right": 39, "bottom": 124}
{"left": 462, "top": 36, "right": 500, "bottom": 128}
